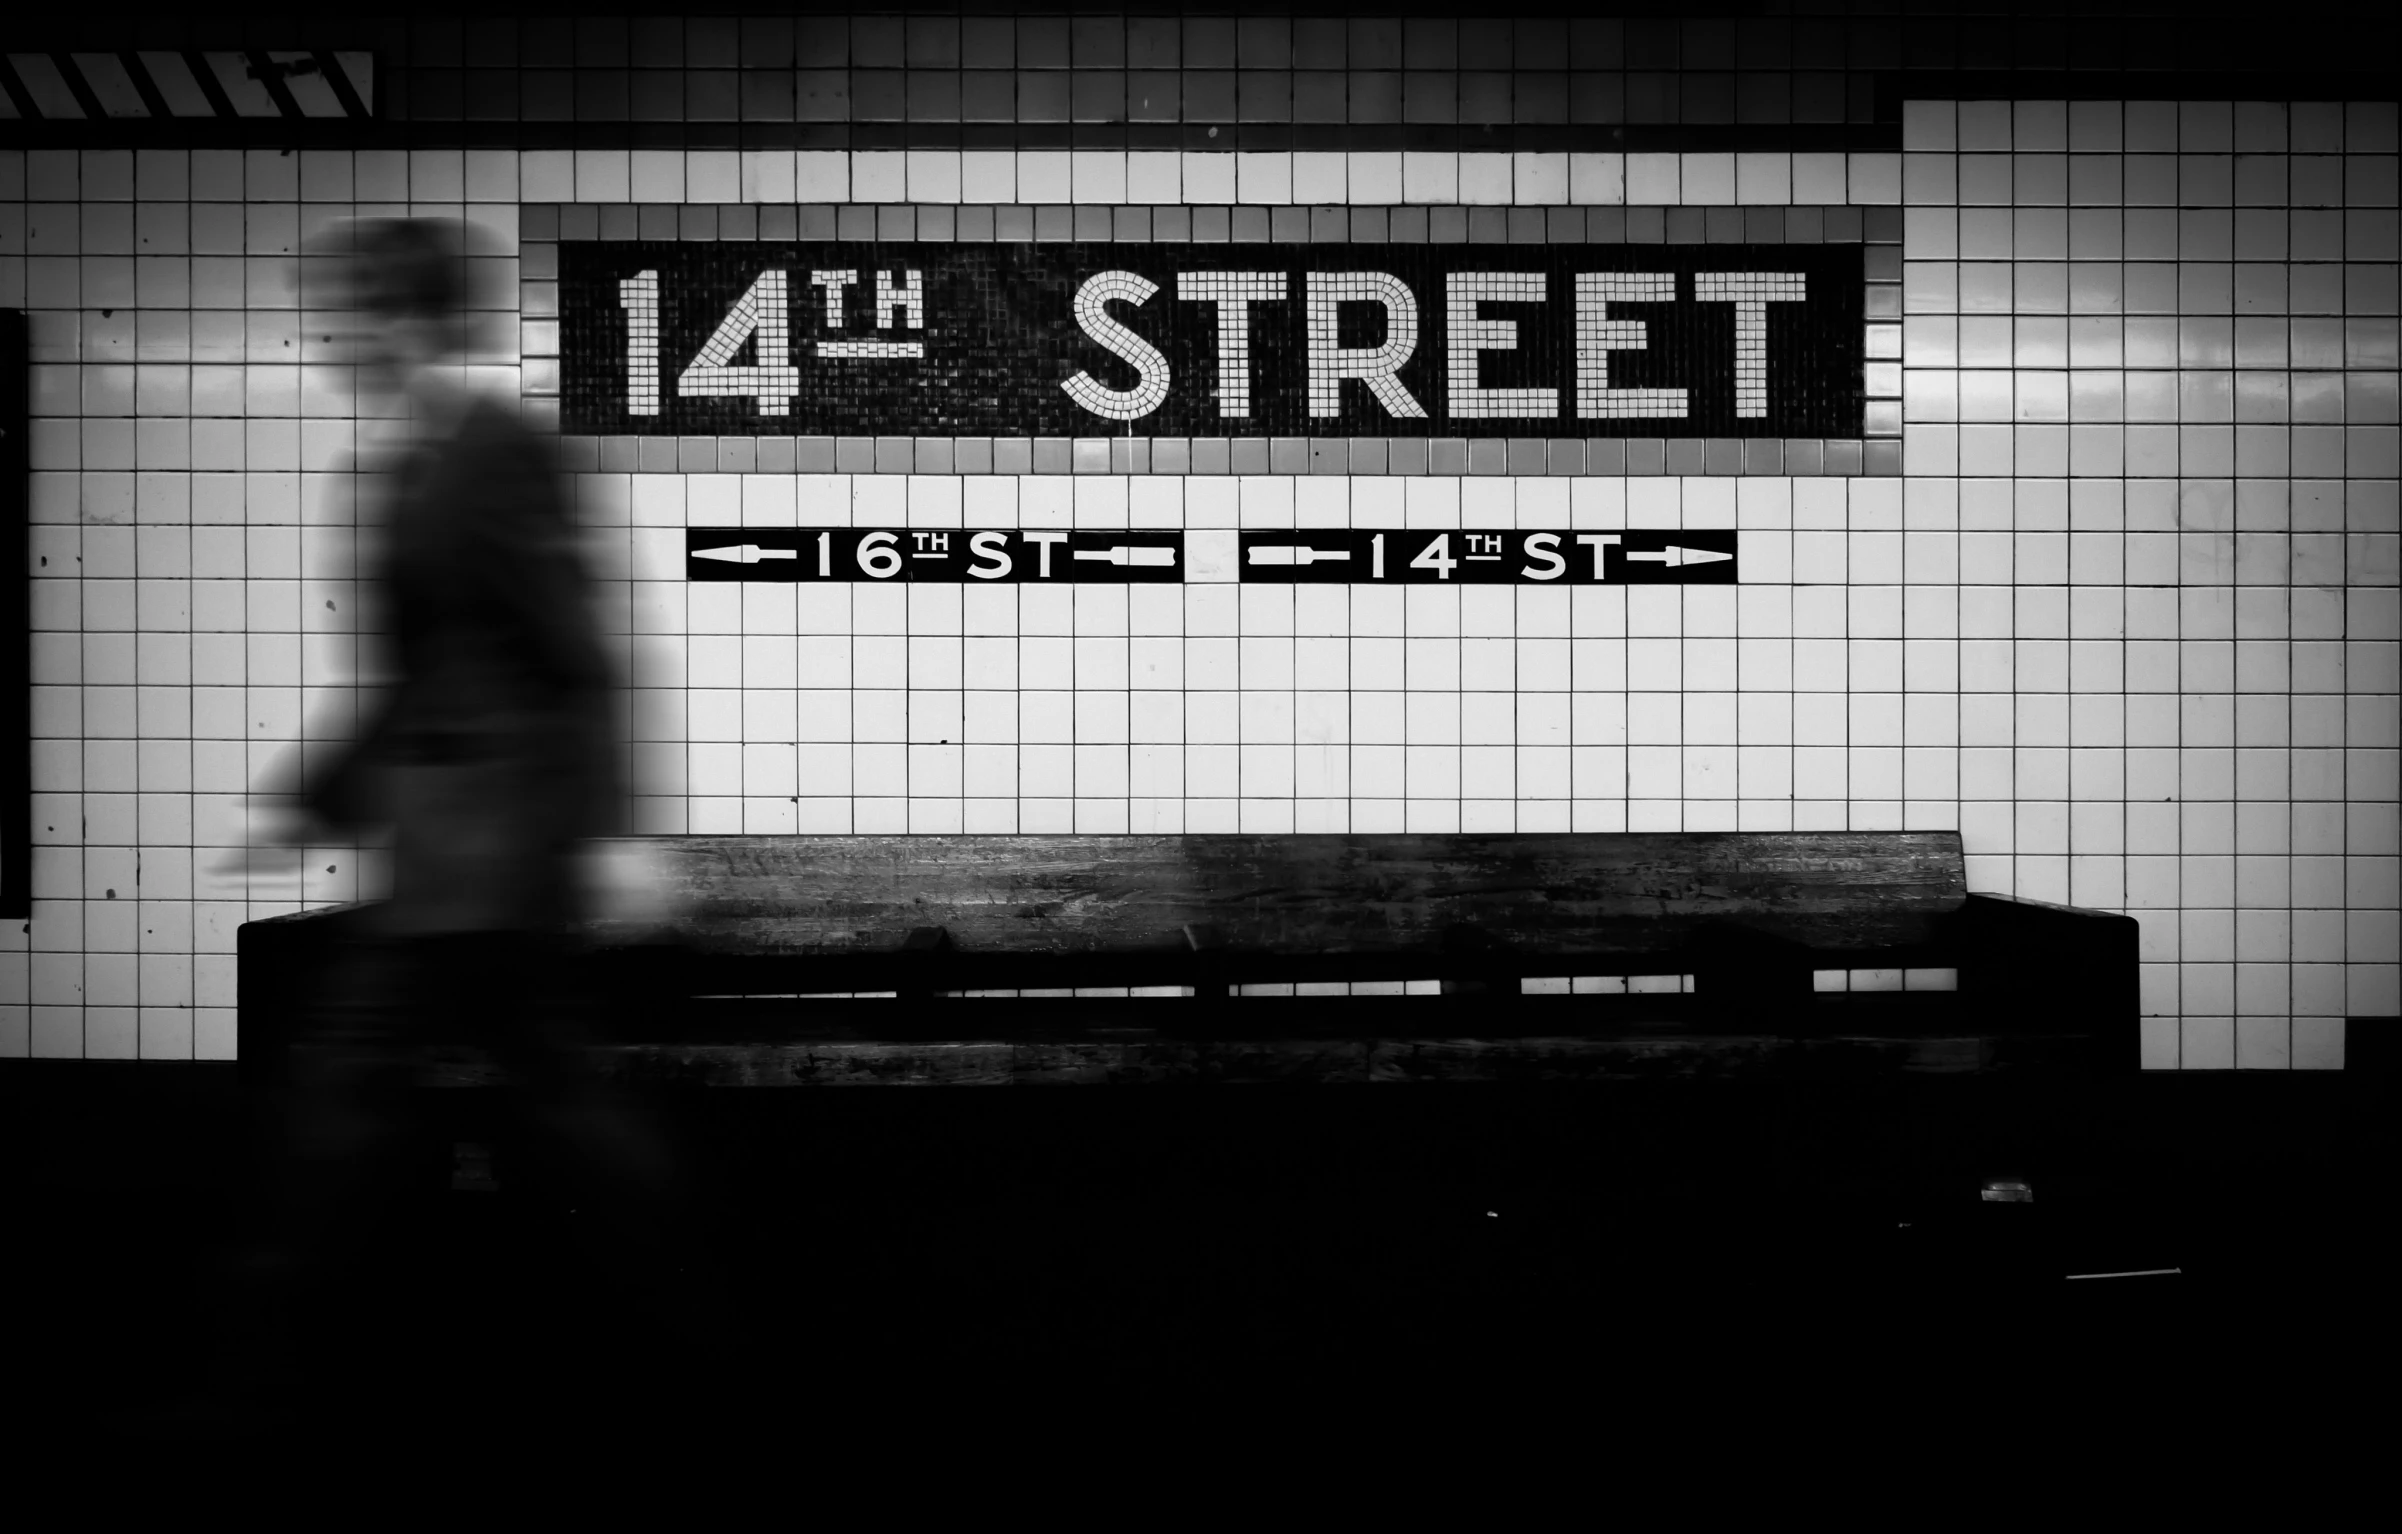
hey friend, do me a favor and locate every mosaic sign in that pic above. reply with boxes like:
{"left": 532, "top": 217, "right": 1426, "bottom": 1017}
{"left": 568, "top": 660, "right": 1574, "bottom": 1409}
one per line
{"left": 686, "top": 527, "right": 1739, "bottom": 584}
{"left": 566, "top": 242, "right": 1864, "bottom": 439}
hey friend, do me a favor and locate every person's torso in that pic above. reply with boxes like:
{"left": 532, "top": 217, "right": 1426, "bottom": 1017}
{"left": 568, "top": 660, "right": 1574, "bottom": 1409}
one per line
{"left": 373, "top": 399, "right": 605, "bottom": 751}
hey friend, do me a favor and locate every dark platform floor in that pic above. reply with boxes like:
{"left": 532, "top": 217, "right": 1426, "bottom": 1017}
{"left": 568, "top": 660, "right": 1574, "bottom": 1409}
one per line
{"left": 3, "top": 1063, "right": 2391, "bottom": 1449}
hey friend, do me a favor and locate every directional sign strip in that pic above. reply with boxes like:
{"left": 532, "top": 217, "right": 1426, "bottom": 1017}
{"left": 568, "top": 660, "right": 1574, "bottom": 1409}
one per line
{"left": 687, "top": 528, "right": 1183, "bottom": 584}
{"left": 686, "top": 528, "right": 1737, "bottom": 584}
{"left": 1234, "top": 529, "right": 1738, "bottom": 584}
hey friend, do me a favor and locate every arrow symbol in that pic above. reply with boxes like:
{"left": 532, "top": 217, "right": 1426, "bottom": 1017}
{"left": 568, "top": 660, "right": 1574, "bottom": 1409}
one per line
{"left": 1625, "top": 546, "right": 1734, "bottom": 567}
{"left": 691, "top": 544, "right": 799, "bottom": 563}
{"left": 1247, "top": 545, "right": 1352, "bottom": 566}
{"left": 1073, "top": 545, "right": 1178, "bottom": 567}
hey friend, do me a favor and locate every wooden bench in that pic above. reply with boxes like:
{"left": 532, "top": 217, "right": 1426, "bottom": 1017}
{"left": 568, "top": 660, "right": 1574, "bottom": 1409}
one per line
{"left": 237, "top": 831, "right": 2136, "bottom": 1090}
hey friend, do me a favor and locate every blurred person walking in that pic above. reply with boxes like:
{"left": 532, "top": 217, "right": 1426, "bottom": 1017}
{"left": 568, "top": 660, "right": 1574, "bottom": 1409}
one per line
{"left": 196, "top": 217, "right": 716, "bottom": 1437}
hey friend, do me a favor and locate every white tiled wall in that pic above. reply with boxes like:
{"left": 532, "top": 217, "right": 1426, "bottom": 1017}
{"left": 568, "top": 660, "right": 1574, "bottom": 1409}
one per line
{"left": 2, "top": 101, "right": 2396, "bottom": 1067}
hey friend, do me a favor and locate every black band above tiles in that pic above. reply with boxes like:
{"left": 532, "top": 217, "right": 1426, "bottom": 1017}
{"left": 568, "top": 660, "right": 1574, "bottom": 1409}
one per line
{"left": 0, "top": 118, "right": 1905, "bottom": 153}
{"left": 1873, "top": 70, "right": 2396, "bottom": 120}
{"left": 5, "top": 65, "right": 2391, "bottom": 149}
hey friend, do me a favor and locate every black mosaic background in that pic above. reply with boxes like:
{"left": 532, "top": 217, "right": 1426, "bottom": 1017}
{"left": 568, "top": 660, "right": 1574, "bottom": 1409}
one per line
{"left": 562, "top": 240, "right": 1864, "bottom": 438}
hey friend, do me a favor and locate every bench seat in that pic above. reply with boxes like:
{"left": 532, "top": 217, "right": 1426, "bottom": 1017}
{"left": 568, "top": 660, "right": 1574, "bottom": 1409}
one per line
{"left": 239, "top": 830, "right": 2138, "bottom": 1087}
{"left": 408, "top": 1027, "right": 2102, "bottom": 1089}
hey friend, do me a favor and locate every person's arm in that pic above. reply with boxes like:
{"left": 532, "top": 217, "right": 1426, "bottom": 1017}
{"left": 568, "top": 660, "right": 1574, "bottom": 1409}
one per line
{"left": 293, "top": 684, "right": 399, "bottom": 832}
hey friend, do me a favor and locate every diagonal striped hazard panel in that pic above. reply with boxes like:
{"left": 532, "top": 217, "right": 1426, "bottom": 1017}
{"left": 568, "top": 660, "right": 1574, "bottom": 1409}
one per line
{"left": 0, "top": 50, "right": 372, "bottom": 119}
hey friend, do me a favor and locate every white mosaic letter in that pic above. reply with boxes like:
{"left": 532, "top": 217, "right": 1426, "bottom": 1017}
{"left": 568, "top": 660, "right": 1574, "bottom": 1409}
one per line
{"left": 1062, "top": 271, "right": 1172, "bottom": 422}
{"left": 1304, "top": 272, "right": 1427, "bottom": 420}
{"left": 1574, "top": 273, "right": 1687, "bottom": 419}
{"left": 675, "top": 268, "right": 801, "bottom": 415}
{"left": 618, "top": 268, "right": 659, "bottom": 415}
{"left": 818, "top": 270, "right": 922, "bottom": 360}
{"left": 1445, "top": 272, "right": 1559, "bottom": 420}
{"left": 1176, "top": 271, "right": 1289, "bottom": 419}
{"left": 874, "top": 269, "right": 926, "bottom": 331}
{"left": 1692, "top": 272, "right": 1807, "bottom": 416}
{"left": 808, "top": 269, "right": 857, "bottom": 327}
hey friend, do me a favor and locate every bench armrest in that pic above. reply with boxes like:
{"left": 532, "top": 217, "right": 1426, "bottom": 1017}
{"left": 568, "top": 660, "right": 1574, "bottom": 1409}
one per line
{"left": 1950, "top": 892, "right": 2140, "bottom": 1069}
{"left": 235, "top": 904, "right": 363, "bottom": 1090}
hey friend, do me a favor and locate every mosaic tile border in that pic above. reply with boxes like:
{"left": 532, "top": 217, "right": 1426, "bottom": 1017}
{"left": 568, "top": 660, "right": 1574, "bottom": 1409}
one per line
{"left": 524, "top": 201, "right": 1902, "bottom": 476}
{"left": 523, "top": 201, "right": 1906, "bottom": 245}
{"left": 546, "top": 430, "right": 1888, "bottom": 477}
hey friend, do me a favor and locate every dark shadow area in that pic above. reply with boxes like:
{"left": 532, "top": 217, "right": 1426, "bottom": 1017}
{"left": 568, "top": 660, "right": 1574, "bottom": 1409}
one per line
{"left": 1, "top": 1061, "right": 2391, "bottom": 1447}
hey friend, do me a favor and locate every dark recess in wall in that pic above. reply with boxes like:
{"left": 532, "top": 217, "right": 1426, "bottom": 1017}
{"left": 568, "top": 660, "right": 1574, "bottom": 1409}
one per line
{"left": 0, "top": 312, "right": 27, "bottom": 922}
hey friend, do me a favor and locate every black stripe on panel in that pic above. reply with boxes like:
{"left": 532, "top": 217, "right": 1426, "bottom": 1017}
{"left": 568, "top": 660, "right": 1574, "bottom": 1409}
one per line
{"left": 181, "top": 49, "right": 236, "bottom": 120}
{"left": 313, "top": 48, "right": 369, "bottom": 120}
{"left": 119, "top": 50, "right": 172, "bottom": 120}
{"left": 48, "top": 52, "right": 107, "bottom": 121}
{"left": 0, "top": 56, "right": 38, "bottom": 121}
{"left": 245, "top": 50, "right": 304, "bottom": 120}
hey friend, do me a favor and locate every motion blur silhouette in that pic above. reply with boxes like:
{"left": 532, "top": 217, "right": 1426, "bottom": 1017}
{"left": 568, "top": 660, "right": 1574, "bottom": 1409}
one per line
{"left": 213, "top": 216, "right": 711, "bottom": 1432}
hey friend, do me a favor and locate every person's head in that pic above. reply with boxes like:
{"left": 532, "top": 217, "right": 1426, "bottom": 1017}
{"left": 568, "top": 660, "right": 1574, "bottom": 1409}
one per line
{"left": 308, "top": 216, "right": 486, "bottom": 397}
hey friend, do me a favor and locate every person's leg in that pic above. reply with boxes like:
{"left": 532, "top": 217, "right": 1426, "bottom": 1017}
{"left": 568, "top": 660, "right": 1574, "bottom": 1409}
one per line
{"left": 470, "top": 932, "right": 749, "bottom": 1419}
{"left": 445, "top": 934, "right": 712, "bottom": 1306}
{"left": 461, "top": 935, "right": 666, "bottom": 1218}
{"left": 281, "top": 933, "right": 439, "bottom": 1259}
